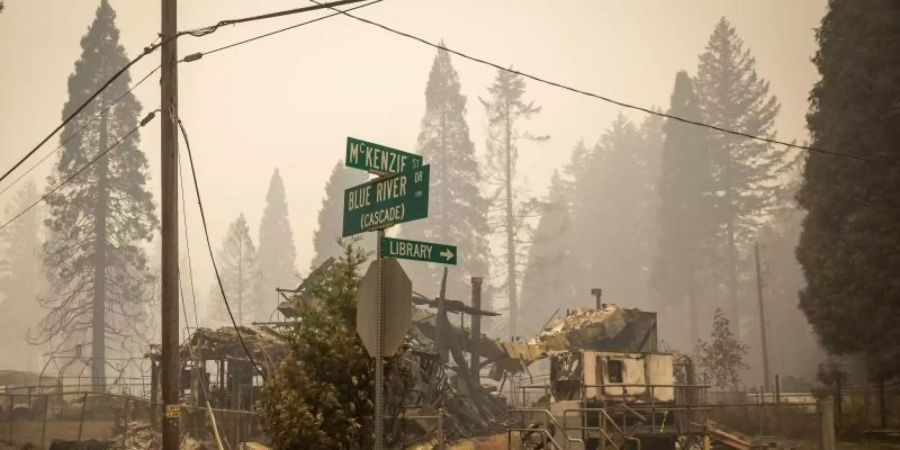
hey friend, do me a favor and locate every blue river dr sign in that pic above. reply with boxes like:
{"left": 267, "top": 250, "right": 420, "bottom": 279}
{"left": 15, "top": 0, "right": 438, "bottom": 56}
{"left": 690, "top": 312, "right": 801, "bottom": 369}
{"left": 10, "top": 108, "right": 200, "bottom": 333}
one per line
{"left": 342, "top": 165, "right": 430, "bottom": 237}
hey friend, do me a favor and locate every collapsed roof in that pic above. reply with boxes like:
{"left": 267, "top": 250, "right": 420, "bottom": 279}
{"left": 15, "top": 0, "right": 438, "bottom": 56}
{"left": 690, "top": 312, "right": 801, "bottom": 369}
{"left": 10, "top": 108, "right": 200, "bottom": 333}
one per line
{"left": 486, "top": 304, "right": 659, "bottom": 377}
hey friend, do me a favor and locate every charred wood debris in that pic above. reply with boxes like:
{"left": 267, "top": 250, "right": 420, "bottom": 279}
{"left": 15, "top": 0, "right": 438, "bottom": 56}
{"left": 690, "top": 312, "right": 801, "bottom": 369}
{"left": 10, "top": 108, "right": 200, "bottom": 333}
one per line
{"left": 273, "top": 258, "right": 518, "bottom": 445}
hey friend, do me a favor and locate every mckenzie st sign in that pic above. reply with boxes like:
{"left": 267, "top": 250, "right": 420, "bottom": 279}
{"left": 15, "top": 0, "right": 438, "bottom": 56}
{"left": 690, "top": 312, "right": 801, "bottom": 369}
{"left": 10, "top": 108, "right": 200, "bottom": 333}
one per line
{"left": 346, "top": 137, "right": 424, "bottom": 176}
{"left": 342, "top": 165, "right": 430, "bottom": 237}
{"left": 380, "top": 237, "right": 457, "bottom": 265}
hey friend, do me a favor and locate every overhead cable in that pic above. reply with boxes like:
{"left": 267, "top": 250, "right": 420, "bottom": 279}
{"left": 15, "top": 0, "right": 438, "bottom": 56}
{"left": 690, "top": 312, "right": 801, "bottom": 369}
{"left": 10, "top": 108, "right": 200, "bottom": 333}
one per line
{"left": 0, "top": 41, "right": 163, "bottom": 187}
{"left": 311, "top": 0, "right": 896, "bottom": 165}
{"left": 0, "top": 110, "right": 158, "bottom": 233}
{"left": 0, "top": 66, "right": 161, "bottom": 200}
{"left": 1, "top": 1, "right": 366, "bottom": 188}
{"left": 176, "top": 117, "right": 266, "bottom": 378}
{"left": 178, "top": 0, "right": 366, "bottom": 38}
{"left": 182, "top": 0, "right": 383, "bottom": 61}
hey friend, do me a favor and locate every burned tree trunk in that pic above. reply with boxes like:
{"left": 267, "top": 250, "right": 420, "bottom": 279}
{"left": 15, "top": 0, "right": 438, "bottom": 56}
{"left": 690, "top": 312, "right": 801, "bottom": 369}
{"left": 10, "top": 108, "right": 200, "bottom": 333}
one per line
{"left": 91, "top": 107, "right": 110, "bottom": 391}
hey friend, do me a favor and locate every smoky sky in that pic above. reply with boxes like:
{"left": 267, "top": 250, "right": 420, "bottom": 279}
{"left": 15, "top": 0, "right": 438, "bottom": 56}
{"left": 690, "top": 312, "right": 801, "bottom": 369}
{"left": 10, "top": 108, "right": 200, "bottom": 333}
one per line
{"left": 0, "top": 0, "right": 825, "bottom": 292}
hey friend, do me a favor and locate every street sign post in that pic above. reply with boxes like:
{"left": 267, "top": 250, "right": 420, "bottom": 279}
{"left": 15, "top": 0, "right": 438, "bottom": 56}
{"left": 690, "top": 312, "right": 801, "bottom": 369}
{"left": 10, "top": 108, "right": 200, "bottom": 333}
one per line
{"left": 341, "top": 137, "right": 442, "bottom": 450}
{"left": 380, "top": 237, "right": 457, "bottom": 265}
{"left": 342, "top": 165, "right": 430, "bottom": 237}
{"left": 356, "top": 257, "right": 412, "bottom": 357}
{"left": 346, "top": 137, "right": 424, "bottom": 176}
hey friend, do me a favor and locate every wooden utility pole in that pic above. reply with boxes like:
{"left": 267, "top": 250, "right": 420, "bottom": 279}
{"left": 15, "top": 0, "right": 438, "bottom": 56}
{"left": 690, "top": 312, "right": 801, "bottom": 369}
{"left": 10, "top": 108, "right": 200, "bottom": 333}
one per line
{"left": 754, "top": 242, "right": 771, "bottom": 394}
{"left": 160, "top": 0, "right": 180, "bottom": 448}
{"left": 470, "top": 277, "right": 483, "bottom": 379}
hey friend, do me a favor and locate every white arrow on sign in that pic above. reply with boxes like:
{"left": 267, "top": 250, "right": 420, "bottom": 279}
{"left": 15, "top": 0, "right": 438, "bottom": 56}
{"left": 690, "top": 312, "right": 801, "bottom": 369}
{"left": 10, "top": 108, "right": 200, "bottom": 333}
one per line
{"left": 440, "top": 249, "right": 454, "bottom": 261}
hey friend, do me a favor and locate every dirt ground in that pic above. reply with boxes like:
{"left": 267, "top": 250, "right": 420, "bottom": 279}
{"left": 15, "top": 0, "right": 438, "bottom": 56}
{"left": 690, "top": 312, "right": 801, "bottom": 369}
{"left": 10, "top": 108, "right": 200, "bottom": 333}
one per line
{"left": 0, "top": 419, "right": 115, "bottom": 448}
{"left": 405, "top": 432, "right": 517, "bottom": 450}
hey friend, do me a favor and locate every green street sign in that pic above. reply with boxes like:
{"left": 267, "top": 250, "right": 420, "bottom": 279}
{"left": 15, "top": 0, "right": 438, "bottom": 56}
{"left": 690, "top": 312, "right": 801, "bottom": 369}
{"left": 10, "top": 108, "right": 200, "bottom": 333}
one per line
{"left": 342, "top": 165, "right": 430, "bottom": 237}
{"left": 346, "top": 137, "right": 424, "bottom": 176}
{"left": 380, "top": 237, "right": 457, "bottom": 265}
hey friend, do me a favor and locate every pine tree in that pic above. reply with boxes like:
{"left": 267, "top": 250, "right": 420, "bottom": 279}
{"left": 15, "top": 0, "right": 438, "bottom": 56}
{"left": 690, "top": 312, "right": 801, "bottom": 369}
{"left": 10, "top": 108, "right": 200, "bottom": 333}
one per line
{"left": 650, "top": 71, "right": 717, "bottom": 349}
{"left": 261, "top": 242, "right": 375, "bottom": 448}
{"left": 0, "top": 182, "right": 43, "bottom": 371}
{"left": 695, "top": 308, "right": 749, "bottom": 390}
{"left": 571, "top": 113, "right": 659, "bottom": 308}
{"left": 38, "top": 0, "right": 156, "bottom": 388}
{"left": 797, "top": 0, "right": 900, "bottom": 380}
{"left": 311, "top": 161, "right": 370, "bottom": 268}
{"left": 402, "top": 46, "right": 490, "bottom": 302}
{"left": 481, "top": 68, "right": 547, "bottom": 338}
{"left": 519, "top": 171, "right": 578, "bottom": 335}
{"left": 255, "top": 169, "right": 297, "bottom": 313}
{"left": 209, "top": 214, "right": 259, "bottom": 327}
{"left": 756, "top": 203, "right": 822, "bottom": 381}
{"left": 694, "top": 18, "right": 787, "bottom": 324}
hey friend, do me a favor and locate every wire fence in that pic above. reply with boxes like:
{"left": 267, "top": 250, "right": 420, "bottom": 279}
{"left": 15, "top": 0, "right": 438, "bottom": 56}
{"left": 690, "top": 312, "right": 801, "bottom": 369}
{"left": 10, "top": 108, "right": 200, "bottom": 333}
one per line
{"left": 0, "top": 390, "right": 266, "bottom": 448}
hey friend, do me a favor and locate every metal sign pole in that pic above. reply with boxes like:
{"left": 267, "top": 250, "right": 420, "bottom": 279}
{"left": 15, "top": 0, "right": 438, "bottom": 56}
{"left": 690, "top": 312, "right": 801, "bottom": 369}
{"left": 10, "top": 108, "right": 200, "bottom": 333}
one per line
{"left": 374, "top": 228, "right": 385, "bottom": 450}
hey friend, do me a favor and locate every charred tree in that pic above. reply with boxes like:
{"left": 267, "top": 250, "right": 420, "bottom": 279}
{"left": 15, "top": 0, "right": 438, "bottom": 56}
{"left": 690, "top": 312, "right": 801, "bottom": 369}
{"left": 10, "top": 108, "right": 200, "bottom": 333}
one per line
{"left": 402, "top": 45, "right": 490, "bottom": 301}
{"left": 481, "top": 69, "right": 547, "bottom": 338}
{"left": 255, "top": 169, "right": 298, "bottom": 313}
{"left": 39, "top": 0, "right": 156, "bottom": 389}
{"left": 311, "top": 162, "right": 370, "bottom": 267}
{"left": 694, "top": 18, "right": 787, "bottom": 325}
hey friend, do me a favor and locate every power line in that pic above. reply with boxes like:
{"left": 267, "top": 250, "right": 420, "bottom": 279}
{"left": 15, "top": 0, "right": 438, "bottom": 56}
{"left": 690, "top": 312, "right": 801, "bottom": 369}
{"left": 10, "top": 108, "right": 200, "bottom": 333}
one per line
{"left": 311, "top": 1, "right": 897, "bottom": 165}
{"left": 0, "top": 1, "right": 366, "bottom": 190}
{"left": 176, "top": 117, "right": 265, "bottom": 378}
{"left": 181, "top": 0, "right": 383, "bottom": 61}
{"left": 0, "top": 40, "right": 163, "bottom": 187}
{"left": 2, "top": 0, "right": 381, "bottom": 199}
{"left": 0, "top": 110, "right": 158, "bottom": 233}
{"left": 0, "top": 66, "right": 161, "bottom": 201}
{"left": 178, "top": 148, "right": 201, "bottom": 331}
{"left": 178, "top": 0, "right": 366, "bottom": 38}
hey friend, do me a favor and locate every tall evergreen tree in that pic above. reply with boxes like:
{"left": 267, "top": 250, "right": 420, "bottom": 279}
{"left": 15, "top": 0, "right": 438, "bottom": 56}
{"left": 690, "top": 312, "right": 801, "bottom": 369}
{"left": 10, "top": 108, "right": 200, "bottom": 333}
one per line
{"left": 519, "top": 171, "right": 578, "bottom": 335}
{"left": 481, "top": 69, "right": 547, "bottom": 338}
{"left": 402, "top": 46, "right": 490, "bottom": 302}
{"left": 797, "top": 0, "right": 900, "bottom": 380}
{"left": 255, "top": 169, "right": 298, "bottom": 311}
{"left": 311, "top": 162, "right": 370, "bottom": 268}
{"left": 0, "top": 182, "right": 43, "bottom": 371}
{"left": 38, "top": 0, "right": 156, "bottom": 388}
{"left": 650, "top": 71, "right": 717, "bottom": 349}
{"left": 209, "top": 214, "right": 259, "bottom": 326}
{"left": 756, "top": 202, "right": 822, "bottom": 382}
{"left": 694, "top": 18, "right": 786, "bottom": 324}
{"left": 570, "top": 113, "right": 660, "bottom": 309}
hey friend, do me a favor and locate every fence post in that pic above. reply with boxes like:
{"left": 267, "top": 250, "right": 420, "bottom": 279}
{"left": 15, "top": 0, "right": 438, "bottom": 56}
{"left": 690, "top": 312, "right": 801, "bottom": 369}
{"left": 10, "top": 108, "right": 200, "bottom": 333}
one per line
{"left": 78, "top": 392, "right": 88, "bottom": 440}
{"left": 821, "top": 396, "right": 836, "bottom": 450}
{"left": 8, "top": 394, "right": 14, "bottom": 444}
{"left": 41, "top": 394, "right": 49, "bottom": 450}
{"left": 438, "top": 408, "right": 444, "bottom": 450}
{"left": 124, "top": 398, "right": 129, "bottom": 446}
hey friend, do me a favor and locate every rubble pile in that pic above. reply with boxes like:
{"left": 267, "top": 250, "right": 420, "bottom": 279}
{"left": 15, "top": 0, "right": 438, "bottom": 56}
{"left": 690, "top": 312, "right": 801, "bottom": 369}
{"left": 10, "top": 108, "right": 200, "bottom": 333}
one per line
{"left": 114, "top": 421, "right": 208, "bottom": 450}
{"left": 394, "top": 307, "right": 517, "bottom": 445}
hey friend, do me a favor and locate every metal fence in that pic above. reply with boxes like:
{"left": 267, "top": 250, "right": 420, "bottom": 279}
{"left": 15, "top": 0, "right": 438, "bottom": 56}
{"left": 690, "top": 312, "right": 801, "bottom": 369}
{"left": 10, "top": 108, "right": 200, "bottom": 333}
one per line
{"left": 1, "top": 390, "right": 266, "bottom": 448}
{"left": 1, "top": 391, "right": 145, "bottom": 447}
